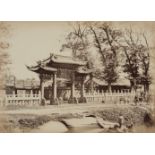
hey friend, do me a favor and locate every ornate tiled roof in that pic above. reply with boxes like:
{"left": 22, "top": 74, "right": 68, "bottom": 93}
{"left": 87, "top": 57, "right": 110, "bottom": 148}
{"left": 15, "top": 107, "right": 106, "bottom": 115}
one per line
{"left": 26, "top": 65, "right": 57, "bottom": 74}
{"left": 76, "top": 66, "right": 93, "bottom": 74}
{"left": 27, "top": 53, "right": 88, "bottom": 74}
{"left": 41, "top": 53, "right": 87, "bottom": 66}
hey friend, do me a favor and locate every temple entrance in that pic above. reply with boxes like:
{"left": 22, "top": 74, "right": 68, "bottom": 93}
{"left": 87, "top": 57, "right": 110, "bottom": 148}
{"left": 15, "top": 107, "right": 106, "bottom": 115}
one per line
{"left": 27, "top": 53, "right": 92, "bottom": 105}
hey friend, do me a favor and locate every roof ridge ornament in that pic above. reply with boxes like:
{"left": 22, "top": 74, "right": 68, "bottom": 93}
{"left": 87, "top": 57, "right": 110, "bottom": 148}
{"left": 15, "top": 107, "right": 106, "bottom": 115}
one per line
{"left": 50, "top": 53, "right": 54, "bottom": 59}
{"left": 37, "top": 60, "right": 42, "bottom": 65}
{"left": 40, "top": 62, "right": 45, "bottom": 67}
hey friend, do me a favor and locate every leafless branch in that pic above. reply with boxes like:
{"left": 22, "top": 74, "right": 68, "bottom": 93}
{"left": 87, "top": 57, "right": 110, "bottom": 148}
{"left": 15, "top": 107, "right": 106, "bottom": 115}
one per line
{"left": 89, "top": 26, "right": 106, "bottom": 62}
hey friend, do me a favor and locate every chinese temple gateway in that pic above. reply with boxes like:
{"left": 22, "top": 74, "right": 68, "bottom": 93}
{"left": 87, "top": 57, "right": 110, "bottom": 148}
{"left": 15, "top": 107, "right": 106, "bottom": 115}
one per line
{"left": 27, "top": 53, "right": 93, "bottom": 105}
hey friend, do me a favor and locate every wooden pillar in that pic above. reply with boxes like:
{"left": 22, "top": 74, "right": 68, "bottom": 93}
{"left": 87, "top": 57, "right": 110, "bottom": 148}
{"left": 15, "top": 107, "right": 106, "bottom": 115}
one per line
{"left": 30, "top": 89, "right": 33, "bottom": 97}
{"left": 81, "top": 77, "right": 85, "bottom": 98}
{"left": 53, "top": 72, "right": 57, "bottom": 99}
{"left": 12, "top": 89, "right": 15, "bottom": 95}
{"left": 79, "top": 75, "right": 87, "bottom": 103}
{"left": 71, "top": 73, "right": 75, "bottom": 99}
{"left": 50, "top": 72, "right": 58, "bottom": 105}
{"left": 39, "top": 74, "right": 45, "bottom": 105}
{"left": 41, "top": 81, "right": 44, "bottom": 99}
{"left": 90, "top": 74, "right": 94, "bottom": 94}
{"left": 68, "top": 72, "right": 77, "bottom": 103}
{"left": 15, "top": 89, "right": 17, "bottom": 95}
{"left": 23, "top": 90, "right": 26, "bottom": 97}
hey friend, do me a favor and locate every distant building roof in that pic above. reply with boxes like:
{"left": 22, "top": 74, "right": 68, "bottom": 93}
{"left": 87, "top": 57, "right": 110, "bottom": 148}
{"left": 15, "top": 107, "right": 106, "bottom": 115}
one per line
{"left": 15, "top": 79, "right": 40, "bottom": 89}
{"left": 5, "top": 76, "right": 71, "bottom": 89}
{"left": 86, "top": 77, "right": 130, "bottom": 86}
{"left": 112, "top": 78, "right": 130, "bottom": 86}
{"left": 92, "top": 78, "right": 107, "bottom": 85}
{"left": 5, "top": 76, "right": 40, "bottom": 89}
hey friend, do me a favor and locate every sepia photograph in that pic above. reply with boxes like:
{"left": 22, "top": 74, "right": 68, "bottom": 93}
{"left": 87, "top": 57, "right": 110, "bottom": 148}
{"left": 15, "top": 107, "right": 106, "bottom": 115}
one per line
{"left": 0, "top": 21, "right": 155, "bottom": 133}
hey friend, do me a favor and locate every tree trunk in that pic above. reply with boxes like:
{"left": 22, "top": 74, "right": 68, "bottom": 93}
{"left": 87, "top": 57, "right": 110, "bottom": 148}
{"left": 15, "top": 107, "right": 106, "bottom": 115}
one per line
{"left": 146, "top": 83, "right": 149, "bottom": 92}
{"left": 108, "top": 83, "right": 112, "bottom": 93}
{"left": 130, "top": 79, "right": 137, "bottom": 92}
{"left": 144, "top": 82, "right": 149, "bottom": 93}
{"left": 90, "top": 74, "right": 94, "bottom": 93}
{"left": 143, "top": 84, "right": 146, "bottom": 93}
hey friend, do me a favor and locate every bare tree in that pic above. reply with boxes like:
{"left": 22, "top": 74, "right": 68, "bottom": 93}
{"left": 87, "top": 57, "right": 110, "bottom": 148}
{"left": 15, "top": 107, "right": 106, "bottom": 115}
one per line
{"left": 89, "top": 23, "right": 121, "bottom": 92}
{"left": 121, "top": 29, "right": 151, "bottom": 92}
{"left": 0, "top": 22, "right": 10, "bottom": 89}
{"left": 121, "top": 29, "right": 139, "bottom": 91}
{"left": 138, "top": 33, "right": 150, "bottom": 93}
{"left": 61, "top": 22, "right": 89, "bottom": 61}
{"left": 61, "top": 22, "right": 151, "bottom": 94}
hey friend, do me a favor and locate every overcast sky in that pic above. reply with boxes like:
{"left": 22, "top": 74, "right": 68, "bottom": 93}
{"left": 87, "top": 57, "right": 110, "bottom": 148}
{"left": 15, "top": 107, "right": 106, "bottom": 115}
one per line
{"left": 7, "top": 22, "right": 72, "bottom": 80}
{"left": 7, "top": 21, "right": 155, "bottom": 80}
